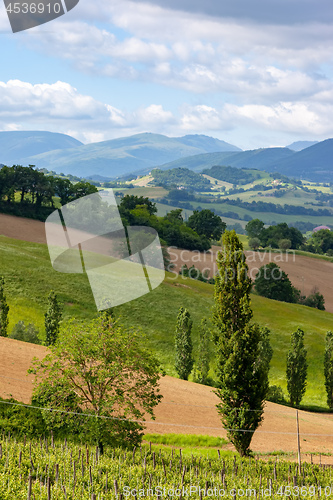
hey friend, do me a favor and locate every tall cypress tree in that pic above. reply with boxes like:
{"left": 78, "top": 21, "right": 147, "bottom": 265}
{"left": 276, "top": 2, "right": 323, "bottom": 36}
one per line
{"left": 0, "top": 276, "right": 9, "bottom": 337}
{"left": 213, "top": 230, "right": 271, "bottom": 456}
{"left": 45, "top": 291, "right": 62, "bottom": 346}
{"left": 196, "top": 318, "right": 211, "bottom": 385}
{"left": 286, "top": 328, "right": 307, "bottom": 407}
{"left": 324, "top": 331, "right": 333, "bottom": 409}
{"left": 174, "top": 307, "right": 194, "bottom": 381}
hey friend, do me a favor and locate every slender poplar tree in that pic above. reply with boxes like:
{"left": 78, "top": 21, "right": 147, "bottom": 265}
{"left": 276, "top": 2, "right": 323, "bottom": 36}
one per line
{"left": 196, "top": 318, "right": 211, "bottom": 385}
{"left": 174, "top": 307, "right": 194, "bottom": 380}
{"left": 44, "top": 291, "right": 62, "bottom": 346}
{"left": 324, "top": 331, "right": 333, "bottom": 409}
{"left": 213, "top": 230, "right": 271, "bottom": 456}
{"left": 286, "top": 328, "right": 307, "bottom": 407}
{"left": 0, "top": 276, "right": 9, "bottom": 337}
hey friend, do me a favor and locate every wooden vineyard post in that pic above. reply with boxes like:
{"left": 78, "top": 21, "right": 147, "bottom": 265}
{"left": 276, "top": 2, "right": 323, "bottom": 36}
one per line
{"left": 296, "top": 409, "right": 301, "bottom": 474}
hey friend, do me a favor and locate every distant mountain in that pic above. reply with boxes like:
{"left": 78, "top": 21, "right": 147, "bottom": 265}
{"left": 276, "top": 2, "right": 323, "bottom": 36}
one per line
{"left": 267, "top": 138, "right": 333, "bottom": 181}
{"left": 19, "top": 132, "right": 241, "bottom": 178}
{"left": 286, "top": 140, "right": 318, "bottom": 151}
{"left": 158, "top": 147, "right": 295, "bottom": 173}
{"left": 174, "top": 134, "right": 241, "bottom": 153}
{"left": 0, "top": 131, "right": 83, "bottom": 166}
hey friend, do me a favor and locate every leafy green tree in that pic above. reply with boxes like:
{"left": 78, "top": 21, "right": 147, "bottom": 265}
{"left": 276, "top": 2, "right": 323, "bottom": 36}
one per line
{"left": 254, "top": 263, "right": 300, "bottom": 303}
{"left": 245, "top": 218, "right": 264, "bottom": 239}
{"left": 44, "top": 291, "right": 62, "bottom": 346}
{"left": 174, "top": 307, "right": 194, "bottom": 380}
{"left": 196, "top": 318, "right": 211, "bottom": 385}
{"left": 286, "top": 328, "right": 307, "bottom": 407}
{"left": 54, "top": 177, "right": 75, "bottom": 206}
{"left": 187, "top": 209, "right": 226, "bottom": 240}
{"left": 278, "top": 238, "right": 291, "bottom": 250}
{"left": 71, "top": 181, "right": 98, "bottom": 200}
{"left": 324, "top": 331, "right": 333, "bottom": 409}
{"left": 0, "top": 276, "right": 9, "bottom": 337}
{"left": 248, "top": 237, "right": 261, "bottom": 250}
{"left": 30, "top": 317, "right": 162, "bottom": 453}
{"left": 119, "top": 194, "right": 157, "bottom": 216}
{"left": 212, "top": 230, "right": 271, "bottom": 456}
{"left": 260, "top": 223, "right": 303, "bottom": 249}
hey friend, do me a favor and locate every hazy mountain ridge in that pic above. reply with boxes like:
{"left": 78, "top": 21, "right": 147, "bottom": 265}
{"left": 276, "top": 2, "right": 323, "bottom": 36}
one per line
{"left": 0, "top": 131, "right": 83, "bottom": 165}
{"left": 3, "top": 132, "right": 240, "bottom": 179}
{"left": 0, "top": 130, "right": 332, "bottom": 182}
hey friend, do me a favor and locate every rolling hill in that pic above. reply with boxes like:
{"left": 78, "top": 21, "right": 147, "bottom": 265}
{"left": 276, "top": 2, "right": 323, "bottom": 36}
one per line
{"left": 11, "top": 133, "right": 240, "bottom": 179}
{"left": 0, "top": 214, "right": 333, "bottom": 408}
{"left": 157, "top": 147, "right": 295, "bottom": 173}
{"left": 268, "top": 138, "right": 333, "bottom": 181}
{"left": 0, "top": 131, "right": 83, "bottom": 166}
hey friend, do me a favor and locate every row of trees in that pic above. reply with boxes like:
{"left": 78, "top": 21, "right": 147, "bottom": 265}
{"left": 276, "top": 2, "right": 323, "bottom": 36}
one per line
{"left": 246, "top": 218, "right": 333, "bottom": 255}
{"left": 0, "top": 164, "right": 98, "bottom": 219}
{"left": 172, "top": 231, "right": 333, "bottom": 455}
{"left": 246, "top": 219, "right": 304, "bottom": 249}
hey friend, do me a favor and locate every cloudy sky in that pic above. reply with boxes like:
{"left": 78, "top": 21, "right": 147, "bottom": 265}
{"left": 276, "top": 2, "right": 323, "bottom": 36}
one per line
{"left": 1, "top": 0, "right": 333, "bottom": 149}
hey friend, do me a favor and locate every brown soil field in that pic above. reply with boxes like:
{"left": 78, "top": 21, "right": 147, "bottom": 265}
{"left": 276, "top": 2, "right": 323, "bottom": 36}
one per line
{"left": 168, "top": 246, "right": 333, "bottom": 313}
{"left": 1, "top": 336, "right": 333, "bottom": 461}
{"left": 0, "top": 213, "right": 47, "bottom": 244}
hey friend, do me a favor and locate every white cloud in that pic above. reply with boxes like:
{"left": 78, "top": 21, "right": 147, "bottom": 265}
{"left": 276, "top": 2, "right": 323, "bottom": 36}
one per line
{"left": 16, "top": 0, "right": 332, "bottom": 102}
{"left": 1, "top": 79, "right": 333, "bottom": 146}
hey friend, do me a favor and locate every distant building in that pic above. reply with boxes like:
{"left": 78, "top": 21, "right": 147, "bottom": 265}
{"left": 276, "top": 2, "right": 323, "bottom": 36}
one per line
{"left": 313, "top": 225, "right": 331, "bottom": 232}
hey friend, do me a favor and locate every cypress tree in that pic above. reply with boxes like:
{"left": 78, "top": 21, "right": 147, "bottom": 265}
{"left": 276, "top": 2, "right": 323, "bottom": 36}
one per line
{"left": 174, "top": 307, "right": 194, "bottom": 380}
{"left": 286, "top": 327, "right": 307, "bottom": 407}
{"left": 196, "top": 318, "right": 211, "bottom": 385}
{"left": 213, "top": 230, "right": 271, "bottom": 456}
{"left": 44, "top": 291, "right": 62, "bottom": 346}
{"left": 324, "top": 331, "right": 333, "bottom": 409}
{"left": 0, "top": 276, "right": 9, "bottom": 337}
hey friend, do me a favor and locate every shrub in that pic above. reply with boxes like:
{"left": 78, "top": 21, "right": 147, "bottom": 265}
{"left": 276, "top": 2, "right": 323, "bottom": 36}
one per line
{"left": 267, "top": 385, "right": 286, "bottom": 404}
{"left": 10, "top": 321, "right": 41, "bottom": 344}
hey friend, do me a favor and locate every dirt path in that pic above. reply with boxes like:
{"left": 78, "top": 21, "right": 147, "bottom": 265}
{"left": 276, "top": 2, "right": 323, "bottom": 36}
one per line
{"left": 1, "top": 337, "right": 333, "bottom": 459}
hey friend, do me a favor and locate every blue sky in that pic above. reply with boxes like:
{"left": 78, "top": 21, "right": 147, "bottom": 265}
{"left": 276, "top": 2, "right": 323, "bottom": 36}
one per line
{"left": 0, "top": 0, "right": 333, "bottom": 149}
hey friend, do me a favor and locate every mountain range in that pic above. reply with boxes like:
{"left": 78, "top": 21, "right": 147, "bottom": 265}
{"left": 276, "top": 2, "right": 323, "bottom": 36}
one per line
{"left": 0, "top": 130, "right": 332, "bottom": 182}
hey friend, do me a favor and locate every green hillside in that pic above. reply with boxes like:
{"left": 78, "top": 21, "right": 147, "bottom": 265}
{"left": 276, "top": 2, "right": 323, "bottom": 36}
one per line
{"left": 0, "top": 236, "right": 332, "bottom": 408}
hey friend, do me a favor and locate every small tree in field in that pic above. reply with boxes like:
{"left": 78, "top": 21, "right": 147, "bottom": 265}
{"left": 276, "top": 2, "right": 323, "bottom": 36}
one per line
{"left": 44, "top": 291, "right": 62, "bottom": 346}
{"left": 174, "top": 307, "right": 194, "bottom": 380}
{"left": 196, "top": 318, "right": 211, "bottom": 385}
{"left": 324, "top": 331, "right": 333, "bottom": 409}
{"left": 0, "top": 276, "right": 9, "bottom": 337}
{"left": 286, "top": 328, "right": 307, "bottom": 407}
{"left": 213, "top": 230, "right": 271, "bottom": 456}
{"left": 30, "top": 316, "right": 162, "bottom": 453}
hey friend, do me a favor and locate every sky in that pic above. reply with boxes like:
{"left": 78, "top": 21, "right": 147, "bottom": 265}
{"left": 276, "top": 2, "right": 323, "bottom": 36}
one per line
{"left": 1, "top": 0, "right": 333, "bottom": 149}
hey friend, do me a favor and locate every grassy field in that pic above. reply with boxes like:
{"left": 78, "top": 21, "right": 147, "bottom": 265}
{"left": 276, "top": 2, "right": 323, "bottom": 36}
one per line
{"left": 0, "top": 235, "right": 332, "bottom": 409}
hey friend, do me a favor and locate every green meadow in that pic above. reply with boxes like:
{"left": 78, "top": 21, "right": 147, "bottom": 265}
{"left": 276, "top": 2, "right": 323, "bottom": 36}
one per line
{"left": 0, "top": 235, "right": 332, "bottom": 409}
